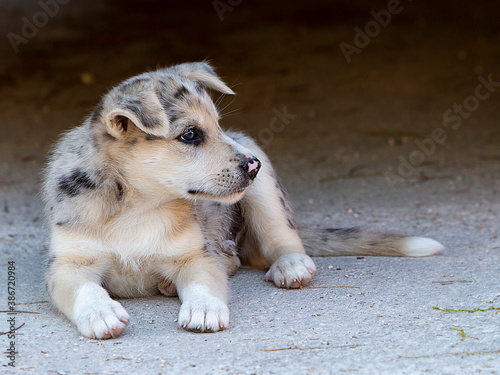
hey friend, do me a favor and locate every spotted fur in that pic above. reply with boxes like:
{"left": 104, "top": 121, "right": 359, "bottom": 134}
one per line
{"left": 42, "top": 62, "right": 444, "bottom": 340}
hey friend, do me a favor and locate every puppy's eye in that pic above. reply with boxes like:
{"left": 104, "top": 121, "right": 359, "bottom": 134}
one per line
{"left": 178, "top": 128, "right": 201, "bottom": 144}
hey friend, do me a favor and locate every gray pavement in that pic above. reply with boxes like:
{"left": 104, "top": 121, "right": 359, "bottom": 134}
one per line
{"left": 1, "top": 1, "right": 499, "bottom": 373}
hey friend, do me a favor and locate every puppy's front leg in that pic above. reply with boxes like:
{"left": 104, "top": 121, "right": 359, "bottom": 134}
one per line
{"left": 171, "top": 252, "right": 229, "bottom": 332}
{"left": 48, "top": 254, "right": 129, "bottom": 339}
{"left": 240, "top": 152, "right": 316, "bottom": 289}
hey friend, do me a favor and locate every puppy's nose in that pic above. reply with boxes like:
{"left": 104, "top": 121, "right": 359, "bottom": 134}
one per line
{"left": 240, "top": 157, "right": 261, "bottom": 180}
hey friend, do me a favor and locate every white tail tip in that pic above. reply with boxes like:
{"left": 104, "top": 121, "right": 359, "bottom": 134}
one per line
{"left": 402, "top": 237, "right": 444, "bottom": 257}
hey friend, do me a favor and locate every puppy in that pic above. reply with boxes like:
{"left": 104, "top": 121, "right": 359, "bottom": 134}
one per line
{"left": 42, "top": 62, "right": 443, "bottom": 339}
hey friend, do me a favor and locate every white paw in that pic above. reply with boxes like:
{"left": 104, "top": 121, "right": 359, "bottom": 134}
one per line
{"left": 265, "top": 253, "right": 316, "bottom": 289}
{"left": 73, "top": 283, "right": 129, "bottom": 340}
{"left": 178, "top": 284, "right": 229, "bottom": 332}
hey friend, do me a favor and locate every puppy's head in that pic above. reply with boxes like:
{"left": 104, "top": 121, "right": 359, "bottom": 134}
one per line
{"left": 91, "top": 62, "right": 260, "bottom": 204}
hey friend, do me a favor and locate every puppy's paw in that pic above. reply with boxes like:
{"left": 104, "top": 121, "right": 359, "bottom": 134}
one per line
{"left": 178, "top": 295, "right": 229, "bottom": 333}
{"left": 73, "top": 283, "right": 129, "bottom": 339}
{"left": 265, "top": 253, "right": 316, "bottom": 289}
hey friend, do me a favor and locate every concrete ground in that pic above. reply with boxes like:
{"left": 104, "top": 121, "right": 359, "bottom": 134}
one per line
{"left": 1, "top": 0, "right": 499, "bottom": 373}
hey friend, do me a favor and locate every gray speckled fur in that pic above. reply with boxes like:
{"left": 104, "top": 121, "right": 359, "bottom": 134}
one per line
{"left": 41, "top": 62, "right": 442, "bottom": 339}
{"left": 302, "top": 228, "right": 408, "bottom": 257}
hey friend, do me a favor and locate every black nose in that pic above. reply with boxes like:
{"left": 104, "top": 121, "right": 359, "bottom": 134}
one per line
{"left": 240, "top": 157, "right": 261, "bottom": 180}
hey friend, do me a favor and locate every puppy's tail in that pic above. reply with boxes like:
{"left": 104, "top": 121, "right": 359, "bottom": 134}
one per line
{"left": 301, "top": 228, "right": 444, "bottom": 257}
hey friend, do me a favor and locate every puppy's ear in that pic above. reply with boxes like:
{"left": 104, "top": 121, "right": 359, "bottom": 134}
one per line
{"left": 98, "top": 92, "right": 170, "bottom": 139}
{"left": 173, "top": 62, "right": 236, "bottom": 95}
{"left": 105, "top": 113, "right": 131, "bottom": 139}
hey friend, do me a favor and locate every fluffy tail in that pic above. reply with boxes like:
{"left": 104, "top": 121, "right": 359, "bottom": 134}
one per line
{"left": 301, "top": 228, "right": 444, "bottom": 257}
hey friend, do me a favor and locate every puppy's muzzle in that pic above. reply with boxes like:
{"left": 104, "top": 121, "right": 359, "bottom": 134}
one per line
{"left": 240, "top": 157, "right": 261, "bottom": 181}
